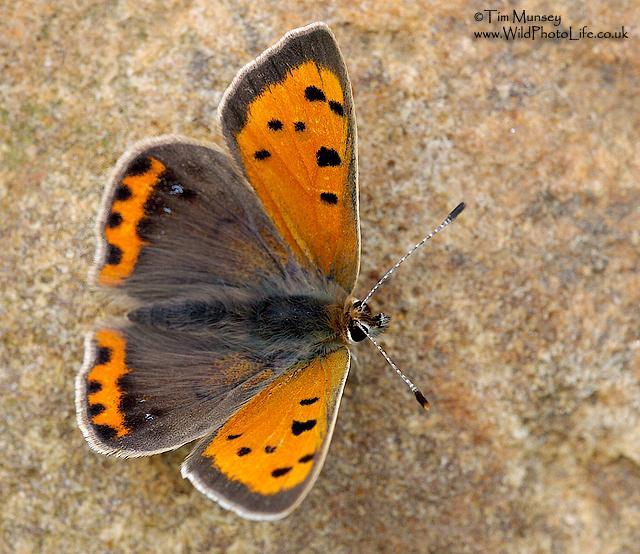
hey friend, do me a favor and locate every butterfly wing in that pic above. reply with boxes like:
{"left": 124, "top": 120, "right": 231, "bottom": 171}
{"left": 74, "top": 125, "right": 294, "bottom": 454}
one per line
{"left": 79, "top": 138, "right": 306, "bottom": 456}
{"left": 219, "top": 22, "right": 360, "bottom": 293}
{"left": 181, "top": 348, "right": 350, "bottom": 521}
{"left": 76, "top": 321, "right": 294, "bottom": 457}
{"left": 92, "top": 137, "right": 292, "bottom": 301}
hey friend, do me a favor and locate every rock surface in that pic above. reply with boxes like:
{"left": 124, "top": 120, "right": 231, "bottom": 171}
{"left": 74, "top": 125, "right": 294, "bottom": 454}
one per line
{"left": 1, "top": 1, "right": 638, "bottom": 552}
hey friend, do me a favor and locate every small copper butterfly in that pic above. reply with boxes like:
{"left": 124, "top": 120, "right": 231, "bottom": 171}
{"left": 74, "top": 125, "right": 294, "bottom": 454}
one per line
{"left": 76, "top": 22, "right": 464, "bottom": 520}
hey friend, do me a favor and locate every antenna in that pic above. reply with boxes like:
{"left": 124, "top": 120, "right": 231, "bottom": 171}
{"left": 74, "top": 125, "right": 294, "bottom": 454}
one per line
{"left": 361, "top": 202, "right": 465, "bottom": 306}
{"left": 364, "top": 329, "right": 431, "bottom": 412}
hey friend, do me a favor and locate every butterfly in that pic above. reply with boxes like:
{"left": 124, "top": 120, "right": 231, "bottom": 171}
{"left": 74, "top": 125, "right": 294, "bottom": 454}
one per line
{"left": 76, "top": 22, "right": 464, "bottom": 520}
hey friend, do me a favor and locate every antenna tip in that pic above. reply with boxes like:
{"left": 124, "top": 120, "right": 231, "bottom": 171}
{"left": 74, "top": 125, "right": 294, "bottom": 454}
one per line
{"left": 448, "top": 202, "right": 466, "bottom": 221}
{"left": 414, "top": 390, "right": 431, "bottom": 412}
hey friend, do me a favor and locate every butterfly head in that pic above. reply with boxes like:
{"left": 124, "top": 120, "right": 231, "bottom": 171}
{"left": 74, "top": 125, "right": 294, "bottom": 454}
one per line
{"left": 345, "top": 299, "right": 390, "bottom": 344}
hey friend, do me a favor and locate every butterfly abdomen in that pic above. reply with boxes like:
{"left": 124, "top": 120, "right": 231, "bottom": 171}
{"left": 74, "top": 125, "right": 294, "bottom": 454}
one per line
{"left": 128, "top": 300, "right": 229, "bottom": 330}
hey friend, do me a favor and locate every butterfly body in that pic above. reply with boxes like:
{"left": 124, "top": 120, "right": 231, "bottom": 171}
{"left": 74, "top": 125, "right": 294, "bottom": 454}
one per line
{"left": 126, "top": 280, "right": 382, "bottom": 361}
{"left": 77, "top": 23, "right": 392, "bottom": 520}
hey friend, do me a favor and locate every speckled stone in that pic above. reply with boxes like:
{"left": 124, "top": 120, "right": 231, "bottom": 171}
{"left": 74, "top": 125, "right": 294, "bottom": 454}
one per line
{"left": 1, "top": 1, "right": 638, "bottom": 553}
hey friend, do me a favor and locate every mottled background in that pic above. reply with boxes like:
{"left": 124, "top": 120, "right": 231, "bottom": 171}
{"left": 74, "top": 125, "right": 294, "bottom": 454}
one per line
{"left": 1, "top": 1, "right": 638, "bottom": 553}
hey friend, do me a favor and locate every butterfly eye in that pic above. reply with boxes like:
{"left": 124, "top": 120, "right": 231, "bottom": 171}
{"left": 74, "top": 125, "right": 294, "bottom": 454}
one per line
{"left": 348, "top": 321, "right": 368, "bottom": 343}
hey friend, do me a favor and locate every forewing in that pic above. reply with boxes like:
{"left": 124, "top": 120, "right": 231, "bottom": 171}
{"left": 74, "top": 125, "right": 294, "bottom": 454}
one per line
{"left": 219, "top": 23, "right": 360, "bottom": 293}
{"left": 181, "top": 348, "right": 350, "bottom": 520}
{"left": 93, "top": 137, "right": 291, "bottom": 302}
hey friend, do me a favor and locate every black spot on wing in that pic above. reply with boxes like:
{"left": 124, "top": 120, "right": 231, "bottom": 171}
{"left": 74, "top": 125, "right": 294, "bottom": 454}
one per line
{"left": 107, "top": 212, "right": 122, "bottom": 228}
{"left": 316, "top": 147, "right": 341, "bottom": 167}
{"left": 299, "top": 453, "right": 315, "bottom": 463}
{"left": 320, "top": 193, "right": 338, "bottom": 205}
{"left": 237, "top": 447, "right": 251, "bottom": 456}
{"left": 126, "top": 156, "right": 151, "bottom": 176}
{"left": 264, "top": 445, "right": 277, "bottom": 453}
{"left": 87, "top": 381, "right": 102, "bottom": 394}
{"left": 106, "top": 244, "right": 122, "bottom": 265}
{"left": 115, "top": 184, "right": 132, "bottom": 201}
{"left": 272, "top": 467, "right": 292, "bottom": 478}
{"left": 97, "top": 346, "right": 112, "bottom": 365}
{"left": 254, "top": 150, "right": 271, "bottom": 160}
{"left": 268, "top": 119, "right": 283, "bottom": 130}
{"left": 294, "top": 121, "right": 306, "bottom": 132}
{"left": 304, "top": 86, "right": 326, "bottom": 102}
{"left": 292, "top": 419, "right": 317, "bottom": 435}
{"left": 227, "top": 434, "right": 242, "bottom": 440}
{"left": 329, "top": 101, "right": 344, "bottom": 116}
{"left": 93, "top": 424, "right": 117, "bottom": 441}
{"left": 88, "top": 403, "right": 105, "bottom": 417}
{"left": 300, "top": 397, "right": 319, "bottom": 406}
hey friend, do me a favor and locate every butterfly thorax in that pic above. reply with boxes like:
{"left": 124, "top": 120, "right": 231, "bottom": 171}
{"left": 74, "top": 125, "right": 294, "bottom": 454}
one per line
{"left": 249, "top": 293, "right": 393, "bottom": 357}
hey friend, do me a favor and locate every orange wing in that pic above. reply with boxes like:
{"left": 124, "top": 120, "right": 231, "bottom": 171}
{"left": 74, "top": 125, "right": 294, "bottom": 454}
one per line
{"left": 182, "top": 348, "right": 350, "bottom": 520}
{"left": 220, "top": 23, "right": 360, "bottom": 293}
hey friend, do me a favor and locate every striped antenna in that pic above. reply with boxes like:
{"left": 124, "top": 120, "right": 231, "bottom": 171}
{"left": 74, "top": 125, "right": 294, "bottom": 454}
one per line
{"left": 363, "top": 328, "right": 431, "bottom": 412}
{"left": 361, "top": 202, "right": 465, "bottom": 306}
